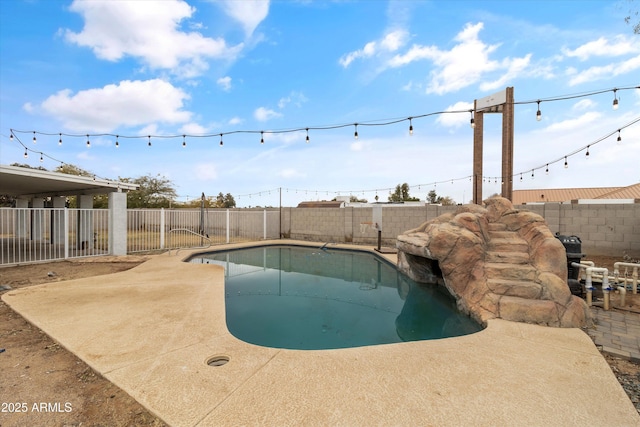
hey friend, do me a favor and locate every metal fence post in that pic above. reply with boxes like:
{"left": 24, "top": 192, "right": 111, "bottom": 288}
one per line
{"left": 64, "top": 208, "right": 69, "bottom": 259}
{"left": 263, "top": 209, "right": 267, "bottom": 240}
{"left": 160, "top": 208, "right": 165, "bottom": 249}
{"left": 226, "top": 209, "right": 230, "bottom": 244}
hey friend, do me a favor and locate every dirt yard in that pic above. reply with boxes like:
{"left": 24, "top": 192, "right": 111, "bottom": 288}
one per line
{"left": 0, "top": 254, "right": 638, "bottom": 426}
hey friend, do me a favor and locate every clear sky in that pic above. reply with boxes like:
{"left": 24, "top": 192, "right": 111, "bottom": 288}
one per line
{"left": 1, "top": 0, "right": 639, "bottom": 207}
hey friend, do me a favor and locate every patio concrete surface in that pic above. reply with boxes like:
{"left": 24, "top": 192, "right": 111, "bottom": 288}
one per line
{"left": 3, "top": 240, "right": 639, "bottom": 427}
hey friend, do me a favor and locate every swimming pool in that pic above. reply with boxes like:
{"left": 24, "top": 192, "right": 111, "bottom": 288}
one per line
{"left": 189, "top": 245, "right": 482, "bottom": 350}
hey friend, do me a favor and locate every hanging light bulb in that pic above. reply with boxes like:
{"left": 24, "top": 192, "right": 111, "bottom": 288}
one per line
{"left": 58, "top": 133, "right": 62, "bottom": 146}
{"left": 354, "top": 123, "right": 358, "bottom": 140}
{"left": 409, "top": 118, "right": 413, "bottom": 135}
{"left": 115, "top": 135, "right": 119, "bottom": 148}
{"left": 520, "top": 173, "right": 523, "bottom": 182}
{"left": 9, "top": 133, "right": 13, "bottom": 141}
{"left": 33, "top": 132, "right": 37, "bottom": 144}
{"left": 564, "top": 156, "right": 568, "bottom": 169}
{"left": 40, "top": 153, "right": 43, "bottom": 162}
{"left": 470, "top": 110, "right": 475, "bottom": 128}
{"left": 586, "top": 145, "right": 590, "bottom": 158}
{"left": 531, "top": 169, "right": 535, "bottom": 179}
{"left": 182, "top": 135, "right": 186, "bottom": 147}
{"left": 617, "top": 129, "right": 622, "bottom": 143}
{"left": 24, "top": 148, "right": 28, "bottom": 158}
{"left": 536, "top": 100, "right": 542, "bottom": 121}
{"left": 306, "top": 128, "right": 310, "bottom": 143}
{"left": 148, "top": 135, "right": 151, "bottom": 147}
{"left": 260, "top": 131, "right": 264, "bottom": 145}
{"left": 86, "top": 135, "right": 90, "bottom": 148}
{"left": 612, "top": 89, "right": 619, "bottom": 110}
{"left": 219, "top": 134, "right": 223, "bottom": 146}
{"left": 545, "top": 164, "right": 549, "bottom": 175}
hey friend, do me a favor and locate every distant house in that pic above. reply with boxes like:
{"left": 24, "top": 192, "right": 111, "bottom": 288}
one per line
{"left": 297, "top": 201, "right": 345, "bottom": 208}
{"left": 512, "top": 183, "right": 640, "bottom": 204}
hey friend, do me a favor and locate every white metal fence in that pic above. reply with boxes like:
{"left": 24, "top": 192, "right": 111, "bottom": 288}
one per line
{"left": 0, "top": 208, "right": 109, "bottom": 265}
{"left": 127, "top": 208, "right": 280, "bottom": 253}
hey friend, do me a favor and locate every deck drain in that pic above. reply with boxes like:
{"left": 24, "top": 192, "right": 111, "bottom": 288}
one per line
{"left": 206, "top": 355, "right": 230, "bottom": 367}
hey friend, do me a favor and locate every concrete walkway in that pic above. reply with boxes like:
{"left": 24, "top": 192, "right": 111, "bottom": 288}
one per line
{"left": 588, "top": 306, "right": 640, "bottom": 362}
{"left": 3, "top": 241, "right": 639, "bottom": 427}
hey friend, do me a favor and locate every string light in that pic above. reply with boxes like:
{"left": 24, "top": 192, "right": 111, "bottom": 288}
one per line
{"left": 409, "top": 117, "right": 413, "bottom": 135}
{"left": 585, "top": 145, "right": 590, "bottom": 158}
{"left": 612, "top": 89, "right": 619, "bottom": 110}
{"left": 469, "top": 110, "right": 475, "bottom": 128}
{"left": 520, "top": 173, "right": 523, "bottom": 182}
{"left": 531, "top": 169, "right": 535, "bottom": 179}
{"left": 148, "top": 135, "right": 151, "bottom": 147}
{"left": 617, "top": 129, "right": 622, "bottom": 143}
{"left": 40, "top": 153, "right": 43, "bottom": 163}
{"left": 9, "top": 133, "right": 13, "bottom": 141}
{"left": 58, "top": 133, "right": 62, "bottom": 146}
{"left": 260, "top": 131, "right": 264, "bottom": 145}
{"left": 23, "top": 148, "right": 28, "bottom": 158}
{"left": 86, "top": 135, "right": 90, "bottom": 148}
{"left": 564, "top": 156, "right": 568, "bottom": 169}
{"left": 32, "top": 131, "right": 36, "bottom": 144}
{"left": 545, "top": 164, "right": 549, "bottom": 175}
{"left": 354, "top": 123, "right": 358, "bottom": 140}
{"left": 219, "top": 134, "right": 223, "bottom": 146}
{"left": 182, "top": 135, "right": 186, "bottom": 148}
{"left": 115, "top": 135, "right": 119, "bottom": 148}
{"left": 536, "top": 100, "right": 541, "bottom": 121}
{"left": 306, "top": 128, "right": 310, "bottom": 143}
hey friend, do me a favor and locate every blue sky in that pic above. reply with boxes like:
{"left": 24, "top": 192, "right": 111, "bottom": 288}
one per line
{"left": 1, "top": 0, "right": 639, "bottom": 207}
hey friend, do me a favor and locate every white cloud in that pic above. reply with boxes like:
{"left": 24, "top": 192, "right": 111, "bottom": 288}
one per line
{"left": 228, "top": 117, "right": 243, "bottom": 126}
{"left": 542, "top": 111, "right": 602, "bottom": 133}
{"left": 180, "top": 122, "right": 208, "bottom": 135}
{"left": 387, "top": 22, "right": 531, "bottom": 95}
{"left": 350, "top": 141, "right": 365, "bottom": 151}
{"left": 562, "top": 36, "right": 640, "bottom": 61}
{"left": 435, "top": 101, "right": 474, "bottom": 128}
{"left": 196, "top": 163, "right": 218, "bottom": 180}
{"left": 64, "top": 0, "right": 242, "bottom": 78}
{"left": 278, "top": 91, "right": 308, "bottom": 109}
{"left": 572, "top": 99, "right": 597, "bottom": 111}
{"left": 217, "top": 76, "right": 232, "bottom": 91}
{"left": 339, "top": 29, "right": 409, "bottom": 67}
{"left": 218, "top": 0, "right": 269, "bottom": 37}
{"left": 279, "top": 168, "right": 304, "bottom": 178}
{"left": 40, "top": 79, "right": 192, "bottom": 132}
{"left": 254, "top": 107, "right": 282, "bottom": 122}
{"left": 567, "top": 55, "right": 640, "bottom": 86}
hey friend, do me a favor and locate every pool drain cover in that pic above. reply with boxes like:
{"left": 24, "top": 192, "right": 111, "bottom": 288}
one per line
{"left": 206, "top": 355, "right": 230, "bottom": 367}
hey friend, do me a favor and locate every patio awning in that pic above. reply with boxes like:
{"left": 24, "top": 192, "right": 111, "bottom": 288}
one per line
{"left": 0, "top": 164, "right": 138, "bottom": 198}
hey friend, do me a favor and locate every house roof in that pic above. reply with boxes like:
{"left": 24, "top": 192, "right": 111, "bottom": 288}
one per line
{"left": 0, "top": 164, "right": 138, "bottom": 198}
{"left": 512, "top": 183, "right": 640, "bottom": 204}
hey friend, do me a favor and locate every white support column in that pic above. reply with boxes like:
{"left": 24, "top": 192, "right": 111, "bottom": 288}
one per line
{"left": 15, "top": 198, "right": 29, "bottom": 239}
{"left": 51, "top": 196, "right": 66, "bottom": 244}
{"left": 109, "top": 192, "right": 127, "bottom": 255}
{"left": 31, "top": 198, "right": 44, "bottom": 241}
{"left": 78, "top": 195, "right": 93, "bottom": 250}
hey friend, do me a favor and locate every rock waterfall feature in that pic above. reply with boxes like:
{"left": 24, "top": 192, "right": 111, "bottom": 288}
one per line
{"left": 396, "top": 196, "right": 591, "bottom": 328}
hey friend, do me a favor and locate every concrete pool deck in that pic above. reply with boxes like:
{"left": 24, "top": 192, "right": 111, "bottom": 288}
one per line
{"left": 2, "top": 240, "right": 639, "bottom": 426}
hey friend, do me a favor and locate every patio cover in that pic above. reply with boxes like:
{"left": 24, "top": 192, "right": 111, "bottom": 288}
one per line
{"left": 0, "top": 164, "right": 138, "bottom": 198}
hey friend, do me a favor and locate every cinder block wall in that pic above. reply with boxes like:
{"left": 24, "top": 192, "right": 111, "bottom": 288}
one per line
{"left": 281, "top": 203, "right": 640, "bottom": 258}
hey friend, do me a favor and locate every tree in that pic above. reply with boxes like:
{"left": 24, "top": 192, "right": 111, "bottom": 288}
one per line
{"left": 625, "top": 0, "right": 640, "bottom": 34}
{"left": 54, "top": 164, "right": 93, "bottom": 177}
{"left": 215, "top": 192, "right": 236, "bottom": 208}
{"left": 388, "top": 183, "right": 420, "bottom": 202}
{"left": 427, "top": 190, "right": 456, "bottom": 206}
{"left": 122, "top": 174, "right": 177, "bottom": 208}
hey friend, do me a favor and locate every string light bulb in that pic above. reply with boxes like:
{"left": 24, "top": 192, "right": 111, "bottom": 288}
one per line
{"left": 9, "top": 133, "right": 13, "bottom": 141}
{"left": 219, "top": 134, "right": 223, "bottom": 146}
{"left": 520, "top": 173, "right": 523, "bottom": 182}
{"left": 23, "top": 148, "right": 28, "bottom": 158}
{"left": 115, "top": 135, "right": 119, "bottom": 148}
{"left": 470, "top": 110, "right": 475, "bottom": 128}
{"left": 536, "top": 100, "right": 542, "bottom": 121}
{"left": 613, "top": 89, "right": 619, "bottom": 110}
{"left": 409, "top": 117, "right": 414, "bottom": 135}
{"left": 545, "top": 164, "right": 549, "bottom": 175}
{"left": 586, "top": 145, "right": 590, "bottom": 158}
{"left": 306, "top": 128, "right": 309, "bottom": 143}
{"left": 354, "top": 123, "right": 359, "bottom": 140}
{"left": 564, "top": 156, "right": 568, "bottom": 169}
{"left": 58, "top": 133, "right": 62, "bottom": 146}
{"left": 40, "top": 153, "right": 43, "bottom": 162}
{"left": 531, "top": 169, "right": 535, "bottom": 179}
{"left": 182, "top": 135, "right": 186, "bottom": 147}
{"left": 32, "top": 132, "right": 36, "bottom": 144}
{"left": 86, "top": 135, "right": 90, "bottom": 148}
{"left": 617, "top": 129, "right": 622, "bottom": 143}
{"left": 260, "top": 131, "right": 264, "bottom": 145}
{"left": 148, "top": 135, "right": 151, "bottom": 147}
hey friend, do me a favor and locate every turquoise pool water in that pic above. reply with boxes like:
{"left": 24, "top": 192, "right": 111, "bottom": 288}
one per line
{"left": 189, "top": 245, "right": 482, "bottom": 350}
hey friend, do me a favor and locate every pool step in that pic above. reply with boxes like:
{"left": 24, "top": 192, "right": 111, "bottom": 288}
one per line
{"left": 484, "top": 262, "right": 538, "bottom": 281}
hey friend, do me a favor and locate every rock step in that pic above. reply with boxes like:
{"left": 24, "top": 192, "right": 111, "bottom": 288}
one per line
{"left": 486, "top": 251, "right": 530, "bottom": 264}
{"left": 487, "top": 237, "right": 529, "bottom": 253}
{"left": 487, "top": 278, "right": 542, "bottom": 299}
{"left": 485, "top": 262, "right": 537, "bottom": 281}
{"left": 487, "top": 230, "right": 518, "bottom": 240}
{"left": 487, "top": 222, "right": 507, "bottom": 232}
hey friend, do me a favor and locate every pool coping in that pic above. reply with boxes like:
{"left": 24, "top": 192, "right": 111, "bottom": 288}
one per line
{"left": 3, "top": 239, "right": 639, "bottom": 426}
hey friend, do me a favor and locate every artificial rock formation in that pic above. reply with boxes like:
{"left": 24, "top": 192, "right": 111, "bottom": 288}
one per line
{"left": 396, "top": 196, "right": 591, "bottom": 328}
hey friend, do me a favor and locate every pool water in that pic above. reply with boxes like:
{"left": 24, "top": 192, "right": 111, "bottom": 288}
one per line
{"left": 189, "top": 245, "right": 482, "bottom": 350}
